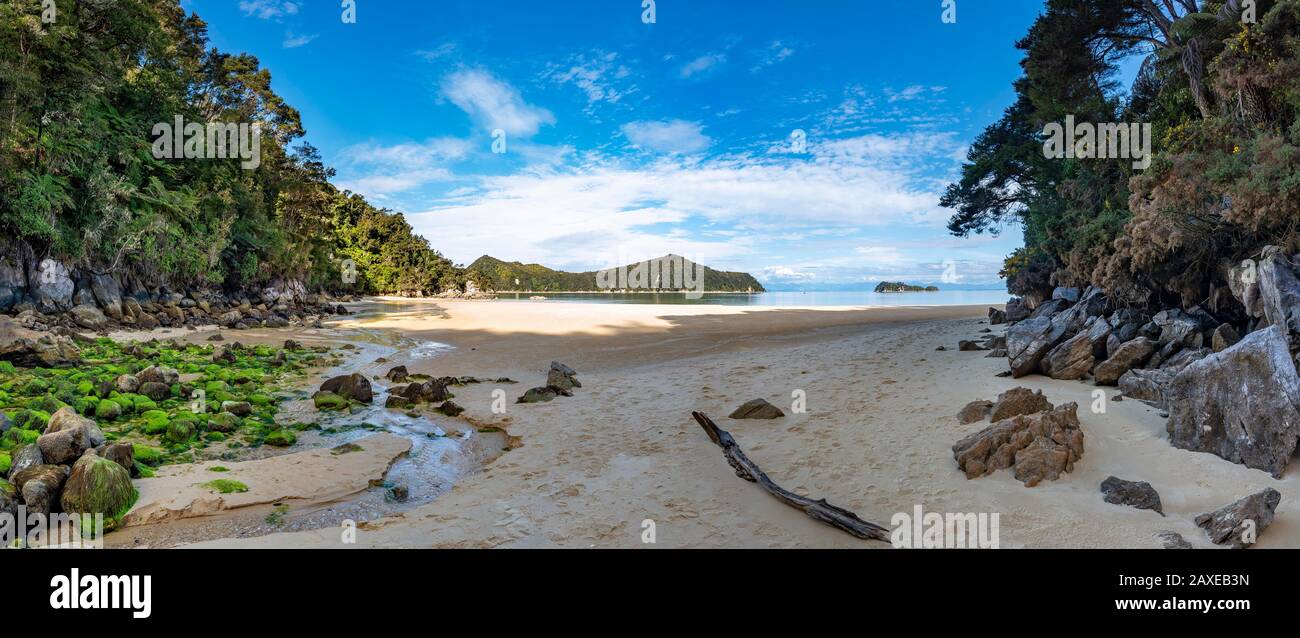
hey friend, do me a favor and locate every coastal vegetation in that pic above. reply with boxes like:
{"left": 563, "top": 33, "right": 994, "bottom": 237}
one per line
{"left": 873, "top": 282, "right": 940, "bottom": 293}
{"left": 466, "top": 255, "right": 765, "bottom": 293}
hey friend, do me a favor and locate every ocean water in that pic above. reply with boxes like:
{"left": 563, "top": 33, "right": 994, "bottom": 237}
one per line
{"left": 493, "top": 290, "right": 1010, "bottom": 307}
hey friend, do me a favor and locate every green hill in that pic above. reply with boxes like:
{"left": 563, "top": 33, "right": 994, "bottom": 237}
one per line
{"left": 874, "top": 282, "right": 940, "bottom": 293}
{"left": 467, "top": 255, "right": 765, "bottom": 293}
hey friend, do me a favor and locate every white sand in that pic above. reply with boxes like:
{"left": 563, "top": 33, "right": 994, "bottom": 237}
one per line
{"left": 177, "top": 300, "right": 1297, "bottom": 548}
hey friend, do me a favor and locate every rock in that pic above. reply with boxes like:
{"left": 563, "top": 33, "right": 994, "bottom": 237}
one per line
{"left": 36, "top": 412, "right": 105, "bottom": 465}
{"left": 1228, "top": 258, "right": 1265, "bottom": 319}
{"left": 97, "top": 442, "right": 135, "bottom": 475}
{"left": 437, "top": 401, "right": 465, "bottom": 417}
{"left": 935, "top": 346, "right": 947, "bottom": 351}
{"left": 1006, "top": 316, "right": 1063, "bottom": 377}
{"left": 207, "top": 333, "right": 224, "bottom": 342}
{"left": 384, "top": 395, "right": 410, "bottom": 409}
{"left": 517, "top": 386, "right": 571, "bottom": 404}
{"left": 546, "top": 361, "right": 582, "bottom": 390}
{"left": 0, "top": 479, "right": 17, "bottom": 519}
{"left": 1005, "top": 298, "right": 1031, "bottom": 323}
{"left": 1100, "top": 476, "right": 1163, "bottom": 515}
{"left": 1077, "top": 287, "right": 1111, "bottom": 317}
{"left": 45, "top": 406, "right": 95, "bottom": 435}
{"left": 221, "top": 401, "right": 252, "bottom": 417}
{"left": 138, "top": 365, "right": 179, "bottom": 385}
{"left": 8, "top": 444, "right": 44, "bottom": 479}
{"left": 728, "top": 399, "right": 785, "bottom": 420}
{"left": 986, "top": 349, "right": 1008, "bottom": 358}
{"left": 284, "top": 339, "right": 302, "bottom": 351}
{"left": 138, "top": 381, "right": 170, "bottom": 402}
{"left": 60, "top": 451, "right": 135, "bottom": 521}
{"left": 989, "top": 308, "right": 1007, "bottom": 325}
{"left": 69, "top": 304, "right": 109, "bottom": 331}
{"left": 984, "top": 335, "right": 1007, "bottom": 350}
{"left": 264, "top": 430, "right": 296, "bottom": 447}
{"left": 0, "top": 315, "right": 80, "bottom": 367}
{"left": 1211, "top": 324, "right": 1241, "bottom": 352}
{"left": 1118, "top": 368, "right": 1176, "bottom": 408}
{"left": 207, "top": 412, "right": 241, "bottom": 433}
{"left": 1043, "top": 331, "right": 1094, "bottom": 380}
{"left": 1152, "top": 309, "right": 1203, "bottom": 350}
{"left": 401, "top": 379, "right": 451, "bottom": 404}
{"left": 1094, "top": 337, "right": 1157, "bottom": 385}
{"left": 386, "top": 484, "right": 410, "bottom": 502}
{"left": 312, "top": 391, "right": 349, "bottom": 411}
{"left": 990, "top": 387, "right": 1053, "bottom": 422}
{"left": 957, "top": 400, "right": 993, "bottom": 424}
{"left": 31, "top": 259, "right": 74, "bottom": 313}
{"left": 94, "top": 399, "right": 122, "bottom": 421}
{"left": 1160, "top": 346, "right": 1211, "bottom": 372}
{"left": 1166, "top": 326, "right": 1300, "bottom": 478}
{"left": 1157, "top": 531, "right": 1193, "bottom": 550}
{"left": 115, "top": 374, "right": 140, "bottom": 394}
{"left": 958, "top": 340, "right": 988, "bottom": 352}
{"left": 89, "top": 274, "right": 123, "bottom": 318}
{"left": 1029, "top": 298, "right": 1070, "bottom": 319}
{"left": 952, "top": 402, "right": 1084, "bottom": 487}
{"left": 135, "top": 312, "right": 159, "bottom": 329}
{"left": 212, "top": 345, "right": 236, "bottom": 364}
{"left": 386, "top": 365, "right": 409, "bottom": 383}
{"left": 320, "top": 373, "right": 373, "bottom": 404}
{"left": 12, "top": 464, "right": 69, "bottom": 514}
{"left": 163, "top": 419, "right": 195, "bottom": 445}
{"left": 1195, "top": 489, "right": 1281, "bottom": 548}
{"left": 1052, "top": 287, "right": 1081, "bottom": 303}
{"left": 1259, "top": 247, "right": 1300, "bottom": 335}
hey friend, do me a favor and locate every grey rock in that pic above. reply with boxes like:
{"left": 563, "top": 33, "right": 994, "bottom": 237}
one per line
{"left": 69, "top": 304, "right": 109, "bottom": 331}
{"left": 30, "top": 259, "right": 74, "bottom": 313}
{"left": 1052, "top": 287, "right": 1081, "bottom": 303}
{"left": 1195, "top": 489, "right": 1281, "bottom": 548}
{"left": 1118, "top": 368, "right": 1176, "bottom": 408}
{"left": 728, "top": 399, "right": 785, "bottom": 420}
{"left": 1166, "top": 326, "right": 1300, "bottom": 478}
{"left": 957, "top": 400, "right": 993, "bottom": 424}
{"left": 320, "top": 373, "right": 374, "bottom": 404}
{"left": 1156, "top": 531, "right": 1193, "bottom": 550}
{"left": 1100, "top": 476, "right": 1163, "bottom": 515}
{"left": 1211, "top": 324, "right": 1241, "bottom": 352}
{"left": 1094, "top": 337, "right": 1157, "bottom": 386}
{"left": 12, "top": 464, "right": 69, "bottom": 514}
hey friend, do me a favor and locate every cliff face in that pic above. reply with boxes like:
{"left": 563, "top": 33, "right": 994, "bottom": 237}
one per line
{"left": 467, "top": 255, "right": 766, "bottom": 293}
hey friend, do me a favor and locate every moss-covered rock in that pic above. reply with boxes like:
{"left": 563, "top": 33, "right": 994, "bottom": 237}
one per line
{"left": 163, "top": 419, "right": 196, "bottom": 445}
{"left": 0, "top": 452, "right": 9, "bottom": 476}
{"left": 207, "top": 412, "right": 241, "bottom": 433}
{"left": 95, "top": 399, "right": 123, "bottom": 421}
{"left": 141, "top": 409, "right": 170, "bottom": 434}
{"left": 60, "top": 452, "right": 137, "bottom": 525}
{"left": 264, "top": 430, "right": 296, "bottom": 447}
{"left": 312, "top": 391, "right": 348, "bottom": 411}
{"left": 131, "top": 444, "right": 162, "bottom": 467}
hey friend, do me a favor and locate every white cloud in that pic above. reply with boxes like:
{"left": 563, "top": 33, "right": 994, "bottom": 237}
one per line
{"left": 239, "top": 0, "right": 298, "bottom": 19}
{"left": 620, "top": 120, "right": 711, "bottom": 154}
{"left": 751, "top": 41, "right": 795, "bottom": 73}
{"left": 416, "top": 43, "right": 458, "bottom": 61}
{"left": 545, "top": 51, "right": 638, "bottom": 114}
{"left": 679, "top": 54, "right": 725, "bottom": 78}
{"left": 405, "top": 131, "right": 961, "bottom": 270}
{"left": 333, "top": 138, "right": 473, "bottom": 198}
{"left": 886, "top": 85, "right": 946, "bottom": 102}
{"left": 282, "top": 32, "right": 317, "bottom": 48}
{"left": 441, "top": 69, "right": 555, "bottom": 137}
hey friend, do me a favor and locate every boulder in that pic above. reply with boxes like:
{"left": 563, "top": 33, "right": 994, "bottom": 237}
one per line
{"left": 1043, "top": 331, "right": 1094, "bottom": 380}
{"left": 70, "top": 304, "right": 109, "bottom": 331}
{"left": 138, "top": 365, "right": 179, "bottom": 385}
{"left": 1005, "top": 298, "right": 1031, "bottom": 323}
{"left": 1159, "top": 347, "right": 1211, "bottom": 372}
{"left": 1157, "top": 531, "right": 1193, "bottom": 550}
{"left": 728, "top": 399, "right": 785, "bottom": 420}
{"left": 1006, "top": 316, "right": 1066, "bottom": 377}
{"left": 312, "top": 391, "right": 349, "bottom": 411}
{"left": 0, "top": 479, "right": 17, "bottom": 519}
{"left": 320, "top": 373, "right": 373, "bottom": 404}
{"left": 952, "top": 403, "right": 1084, "bottom": 487}
{"left": 385, "top": 365, "right": 409, "bottom": 383}
{"left": 1152, "top": 309, "right": 1203, "bottom": 350}
{"left": 989, "top": 307, "right": 1007, "bottom": 325}
{"left": 212, "top": 345, "right": 236, "bottom": 364}
{"left": 138, "top": 381, "right": 170, "bottom": 402}
{"left": 958, "top": 340, "right": 988, "bottom": 352}
{"left": 1259, "top": 247, "right": 1300, "bottom": 336}
{"left": 30, "top": 259, "right": 74, "bottom": 313}
{"left": 37, "top": 420, "right": 106, "bottom": 465}
{"left": 1166, "top": 326, "right": 1300, "bottom": 478}
{"left": 1094, "top": 337, "right": 1157, "bottom": 385}
{"left": 45, "top": 406, "right": 96, "bottom": 435}
{"left": 8, "top": 444, "right": 44, "bottom": 478}
{"left": 990, "top": 387, "right": 1053, "bottom": 422}
{"left": 984, "top": 335, "right": 1007, "bottom": 350}
{"left": 207, "top": 412, "right": 241, "bottom": 432}
{"left": 1030, "top": 298, "right": 1070, "bottom": 320}
{"left": 89, "top": 273, "right": 123, "bottom": 320}
{"left": 957, "top": 400, "right": 993, "bottom": 424}
{"left": 97, "top": 442, "right": 135, "bottom": 475}
{"left": 517, "top": 386, "right": 570, "bottom": 403}
{"left": 437, "top": 401, "right": 465, "bottom": 417}
{"left": 1052, "top": 287, "right": 1081, "bottom": 303}
{"left": 546, "top": 361, "right": 582, "bottom": 390}
{"left": 60, "top": 451, "right": 136, "bottom": 521}
{"left": 1077, "top": 287, "right": 1111, "bottom": 317}
{"left": 1195, "top": 488, "right": 1281, "bottom": 549}
{"left": 1228, "top": 258, "right": 1265, "bottom": 319}
{"left": 1118, "top": 368, "right": 1176, "bottom": 408}
{"left": 1100, "top": 476, "right": 1163, "bottom": 515}
{"left": 221, "top": 401, "right": 252, "bottom": 417}
{"left": 115, "top": 374, "right": 140, "bottom": 394}
{"left": 12, "top": 464, "right": 69, "bottom": 514}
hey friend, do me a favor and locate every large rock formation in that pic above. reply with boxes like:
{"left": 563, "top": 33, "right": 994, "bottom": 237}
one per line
{"left": 1165, "top": 326, "right": 1300, "bottom": 478}
{"left": 1094, "top": 337, "right": 1156, "bottom": 385}
{"left": 0, "top": 316, "right": 80, "bottom": 367}
{"left": 1259, "top": 247, "right": 1300, "bottom": 336}
{"left": 989, "top": 387, "right": 1052, "bottom": 422}
{"left": 1118, "top": 368, "right": 1176, "bottom": 408}
{"left": 952, "top": 402, "right": 1084, "bottom": 487}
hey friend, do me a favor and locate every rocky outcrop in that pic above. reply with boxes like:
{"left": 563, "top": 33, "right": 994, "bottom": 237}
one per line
{"left": 1043, "top": 330, "right": 1094, "bottom": 380}
{"left": 1100, "top": 476, "right": 1163, "bottom": 515}
{"left": 952, "top": 402, "right": 1084, "bottom": 487}
{"left": 1094, "top": 337, "right": 1156, "bottom": 385}
{"left": 0, "top": 316, "right": 79, "bottom": 367}
{"left": 1165, "top": 326, "right": 1300, "bottom": 478}
{"left": 989, "top": 307, "right": 1007, "bottom": 325}
{"left": 1195, "top": 489, "right": 1281, "bottom": 548}
{"left": 989, "top": 387, "right": 1052, "bottom": 422}
{"left": 728, "top": 399, "right": 785, "bottom": 420}
{"left": 1259, "top": 247, "right": 1300, "bottom": 336}
{"left": 546, "top": 361, "right": 581, "bottom": 390}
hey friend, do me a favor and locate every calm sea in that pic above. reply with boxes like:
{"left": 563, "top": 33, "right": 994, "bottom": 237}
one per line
{"left": 493, "top": 290, "right": 1009, "bottom": 307}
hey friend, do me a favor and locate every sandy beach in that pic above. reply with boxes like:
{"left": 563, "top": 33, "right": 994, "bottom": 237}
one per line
{"left": 93, "top": 298, "right": 1267, "bottom": 549}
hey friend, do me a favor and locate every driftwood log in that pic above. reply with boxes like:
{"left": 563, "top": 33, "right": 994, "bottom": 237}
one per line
{"left": 691, "top": 411, "right": 890, "bottom": 542}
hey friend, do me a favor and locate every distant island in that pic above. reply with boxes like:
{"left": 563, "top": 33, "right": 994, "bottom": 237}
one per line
{"left": 874, "top": 282, "right": 940, "bottom": 293}
{"left": 467, "top": 255, "right": 766, "bottom": 293}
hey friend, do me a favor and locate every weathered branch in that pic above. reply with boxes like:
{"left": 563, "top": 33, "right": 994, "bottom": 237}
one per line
{"left": 691, "top": 411, "right": 890, "bottom": 542}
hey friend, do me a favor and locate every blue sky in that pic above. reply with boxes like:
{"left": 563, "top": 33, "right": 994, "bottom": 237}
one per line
{"left": 187, "top": 0, "right": 1050, "bottom": 288}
